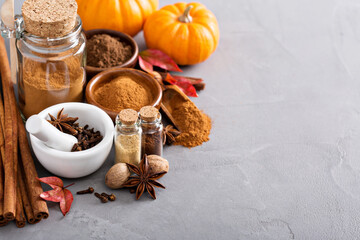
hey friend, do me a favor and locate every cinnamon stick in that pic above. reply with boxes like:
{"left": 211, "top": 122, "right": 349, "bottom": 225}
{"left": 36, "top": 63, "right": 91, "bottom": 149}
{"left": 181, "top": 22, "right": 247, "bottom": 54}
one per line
{"left": 11, "top": 101, "right": 18, "bottom": 221}
{"left": 0, "top": 78, "right": 4, "bottom": 225}
{"left": 0, "top": 148, "right": 3, "bottom": 223}
{"left": 0, "top": 203, "right": 4, "bottom": 224}
{"left": 0, "top": 44, "right": 7, "bottom": 226}
{"left": 18, "top": 113, "right": 49, "bottom": 220}
{"left": 0, "top": 106, "right": 6, "bottom": 176}
{"left": 182, "top": 76, "right": 205, "bottom": 91}
{"left": 12, "top": 105, "right": 18, "bottom": 222}
{"left": 0, "top": 36, "right": 16, "bottom": 221}
{"left": 18, "top": 163, "right": 38, "bottom": 224}
{"left": 0, "top": 90, "right": 5, "bottom": 131}
{"left": 15, "top": 186, "right": 25, "bottom": 228}
{"left": 0, "top": 41, "right": 7, "bottom": 226}
{"left": 0, "top": 221, "right": 8, "bottom": 227}
{"left": 7, "top": 37, "right": 19, "bottom": 222}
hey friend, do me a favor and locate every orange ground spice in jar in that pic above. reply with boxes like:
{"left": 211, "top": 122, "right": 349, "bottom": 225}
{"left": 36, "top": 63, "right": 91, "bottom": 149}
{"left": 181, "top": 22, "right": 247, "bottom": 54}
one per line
{"left": 20, "top": 56, "right": 85, "bottom": 118}
{"left": 17, "top": 0, "right": 86, "bottom": 118}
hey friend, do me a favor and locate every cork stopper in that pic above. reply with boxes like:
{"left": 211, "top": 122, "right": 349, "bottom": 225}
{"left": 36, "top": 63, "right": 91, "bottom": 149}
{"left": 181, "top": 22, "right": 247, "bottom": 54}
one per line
{"left": 139, "top": 106, "right": 159, "bottom": 122}
{"left": 22, "top": 0, "right": 78, "bottom": 38}
{"left": 119, "top": 109, "right": 138, "bottom": 125}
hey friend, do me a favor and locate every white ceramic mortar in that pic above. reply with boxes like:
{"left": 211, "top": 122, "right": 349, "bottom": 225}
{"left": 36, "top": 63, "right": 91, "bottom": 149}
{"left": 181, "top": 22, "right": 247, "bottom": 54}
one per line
{"left": 29, "top": 102, "right": 114, "bottom": 178}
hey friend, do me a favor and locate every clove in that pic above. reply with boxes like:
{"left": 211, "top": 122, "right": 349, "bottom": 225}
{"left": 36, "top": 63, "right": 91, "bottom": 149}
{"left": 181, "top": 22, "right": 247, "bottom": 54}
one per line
{"left": 101, "top": 193, "right": 116, "bottom": 201}
{"left": 95, "top": 192, "right": 108, "bottom": 203}
{"left": 76, "top": 187, "right": 94, "bottom": 195}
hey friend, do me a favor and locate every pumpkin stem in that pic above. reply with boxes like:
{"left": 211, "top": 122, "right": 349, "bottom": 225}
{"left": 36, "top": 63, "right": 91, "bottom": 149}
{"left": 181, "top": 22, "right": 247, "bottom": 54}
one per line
{"left": 178, "top": 5, "right": 193, "bottom": 23}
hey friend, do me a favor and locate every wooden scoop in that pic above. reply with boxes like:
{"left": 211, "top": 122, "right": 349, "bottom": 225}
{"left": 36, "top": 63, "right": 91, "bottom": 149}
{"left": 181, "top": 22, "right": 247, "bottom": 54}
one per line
{"left": 161, "top": 85, "right": 190, "bottom": 131}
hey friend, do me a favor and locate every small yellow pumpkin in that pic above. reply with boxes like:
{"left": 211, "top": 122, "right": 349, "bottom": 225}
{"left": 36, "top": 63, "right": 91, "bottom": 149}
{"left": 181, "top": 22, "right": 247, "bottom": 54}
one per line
{"left": 76, "top": 0, "right": 158, "bottom": 37}
{"left": 144, "top": 2, "right": 219, "bottom": 65}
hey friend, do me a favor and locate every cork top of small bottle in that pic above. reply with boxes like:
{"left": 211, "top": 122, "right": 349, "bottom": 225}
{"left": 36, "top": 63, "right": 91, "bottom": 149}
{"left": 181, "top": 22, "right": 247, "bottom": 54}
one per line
{"left": 139, "top": 106, "right": 159, "bottom": 122}
{"left": 22, "top": 0, "right": 78, "bottom": 38}
{"left": 119, "top": 109, "right": 138, "bottom": 125}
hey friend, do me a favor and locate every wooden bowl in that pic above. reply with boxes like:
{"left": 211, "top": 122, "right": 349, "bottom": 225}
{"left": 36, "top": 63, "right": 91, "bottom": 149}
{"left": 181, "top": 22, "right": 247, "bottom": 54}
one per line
{"left": 86, "top": 68, "right": 162, "bottom": 121}
{"left": 84, "top": 29, "right": 139, "bottom": 80}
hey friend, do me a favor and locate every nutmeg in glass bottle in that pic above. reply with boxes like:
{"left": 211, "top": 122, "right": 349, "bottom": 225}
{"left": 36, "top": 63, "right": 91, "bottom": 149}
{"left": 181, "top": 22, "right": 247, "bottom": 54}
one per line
{"left": 139, "top": 106, "right": 163, "bottom": 157}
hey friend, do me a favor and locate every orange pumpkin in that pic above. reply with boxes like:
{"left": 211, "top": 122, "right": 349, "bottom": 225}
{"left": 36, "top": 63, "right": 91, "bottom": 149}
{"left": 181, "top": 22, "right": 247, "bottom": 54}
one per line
{"left": 76, "top": 0, "right": 158, "bottom": 37}
{"left": 144, "top": 2, "right": 219, "bottom": 65}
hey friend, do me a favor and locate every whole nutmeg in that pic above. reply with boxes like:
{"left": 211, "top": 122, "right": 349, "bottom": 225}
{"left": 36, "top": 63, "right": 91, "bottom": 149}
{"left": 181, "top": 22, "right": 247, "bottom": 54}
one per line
{"left": 147, "top": 155, "right": 169, "bottom": 175}
{"left": 149, "top": 71, "right": 162, "bottom": 83}
{"left": 105, "top": 163, "right": 131, "bottom": 189}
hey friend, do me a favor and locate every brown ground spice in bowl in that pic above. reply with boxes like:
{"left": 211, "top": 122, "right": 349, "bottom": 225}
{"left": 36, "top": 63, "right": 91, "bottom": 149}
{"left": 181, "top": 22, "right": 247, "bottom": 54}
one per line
{"left": 94, "top": 76, "right": 153, "bottom": 112}
{"left": 172, "top": 100, "right": 212, "bottom": 148}
{"left": 87, "top": 34, "right": 133, "bottom": 68}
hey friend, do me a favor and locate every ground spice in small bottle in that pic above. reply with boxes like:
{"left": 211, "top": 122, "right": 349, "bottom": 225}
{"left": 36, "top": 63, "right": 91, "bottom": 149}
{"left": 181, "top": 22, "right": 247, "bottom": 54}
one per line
{"left": 140, "top": 106, "right": 163, "bottom": 157}
{"left": 114, "top": 109, "right": 142, "bottom": 166}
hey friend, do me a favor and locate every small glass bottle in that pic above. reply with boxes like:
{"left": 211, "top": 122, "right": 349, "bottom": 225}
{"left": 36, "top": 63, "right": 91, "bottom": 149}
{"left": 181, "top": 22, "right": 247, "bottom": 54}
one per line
{"left": 139, "top": 106, "right": 163, "bottom": 157}
{"left": 114, "top": 109, "right": 142, "bottom": 166}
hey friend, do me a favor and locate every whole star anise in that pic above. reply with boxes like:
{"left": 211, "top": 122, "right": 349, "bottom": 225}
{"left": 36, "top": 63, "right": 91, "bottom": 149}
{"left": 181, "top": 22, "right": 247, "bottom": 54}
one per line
{"left": 162, "top": 124, "right": 181, "bottom": 145}
{"left": 123, "top": 155, "right": 166, "bottom": 200}
{"left": 48, "top": 108, "right": 79, "bottom": 135}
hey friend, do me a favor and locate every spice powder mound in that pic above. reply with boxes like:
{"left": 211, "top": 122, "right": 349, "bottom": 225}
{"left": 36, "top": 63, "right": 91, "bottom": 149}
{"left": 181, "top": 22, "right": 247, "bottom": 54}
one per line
{"left": 172, "top": 99, "right": 212, "bottom": 148}
{"left": 21, "top": 56, "right": 84, "bottom": 118}
{"left": 94, "top": 76, "right": 152, "bottom": 112}
{"left": 115, "top": 134, "right": 141, "bottom": 165}
{"left": 87, "top": 34, "right": 133, "bottom": 68}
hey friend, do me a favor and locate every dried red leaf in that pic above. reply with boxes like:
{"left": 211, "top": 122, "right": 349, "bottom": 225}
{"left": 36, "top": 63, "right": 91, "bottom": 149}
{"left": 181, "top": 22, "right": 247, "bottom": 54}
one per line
{"left": 40, "top": 188, "right": 64, "bottom": 202}
{"left": 164, "top": 73, "right": 177, "bottom": 84}
{"left": 60, "top": 189, "right": 73, "bottom": 216}
{"left": 37, "top": 177, "right": 74, "bottom": 217}
{"left": 139, "top": 49, "right": 182, "bottom": 72}
{"left": 165, "top": 74, "right": 198, "bottom": 97}
{"left": 37, "top": 176, "right": 63, "bottom": 189}
{"left": 138, "top": 56, "right": 154, "bottom": 74}
{"left": 138, "top": 49, "right": 201, "bottom": 97}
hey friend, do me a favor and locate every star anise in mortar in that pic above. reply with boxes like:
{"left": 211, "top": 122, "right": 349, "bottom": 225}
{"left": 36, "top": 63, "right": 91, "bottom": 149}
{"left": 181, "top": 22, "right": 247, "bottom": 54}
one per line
{"left": 162, "top": 124, "right": 181, "bottom": 145}
{"left": 123, "top": 154, "right": 166, "bottom": 200}
{"left": 48, "top": 108, "right": 79, "bottom": 135}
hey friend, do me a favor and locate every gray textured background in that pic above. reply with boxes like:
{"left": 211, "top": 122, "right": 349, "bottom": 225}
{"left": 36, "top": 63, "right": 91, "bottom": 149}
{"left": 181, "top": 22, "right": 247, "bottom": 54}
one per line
{"left": 2, "top": 0, "right": 360, "bottom": 239}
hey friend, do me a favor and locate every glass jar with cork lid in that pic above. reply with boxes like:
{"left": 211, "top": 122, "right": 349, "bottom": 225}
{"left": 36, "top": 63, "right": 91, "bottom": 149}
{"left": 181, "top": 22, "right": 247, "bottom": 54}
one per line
{"left": 2, "top": 0, "right": 86, "bottom": 118}
{"left": 139, "top": 106, "right": 163, "bottom": 157}
{"left": 114, "top": 109, "right": 142, "bottom": 166}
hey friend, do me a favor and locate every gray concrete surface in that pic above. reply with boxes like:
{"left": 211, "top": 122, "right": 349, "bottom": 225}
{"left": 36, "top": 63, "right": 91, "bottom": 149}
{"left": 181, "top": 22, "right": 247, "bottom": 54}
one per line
{"left": 1, "top": 0, "right": 360, "bottom": 239}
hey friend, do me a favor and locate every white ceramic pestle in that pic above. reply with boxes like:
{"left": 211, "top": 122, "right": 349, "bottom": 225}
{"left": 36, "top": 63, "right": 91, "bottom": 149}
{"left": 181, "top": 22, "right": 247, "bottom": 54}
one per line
{"left": 26, "top": 115, "right": 78, "bottom": 152}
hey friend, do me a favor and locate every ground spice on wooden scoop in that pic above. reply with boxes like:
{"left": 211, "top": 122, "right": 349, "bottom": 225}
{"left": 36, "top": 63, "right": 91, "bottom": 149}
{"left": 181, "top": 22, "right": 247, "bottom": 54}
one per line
{"left": 162, "top": 85, "right": 211, "bottom": 148}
